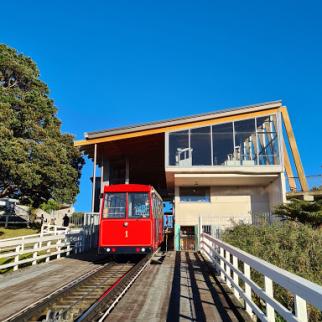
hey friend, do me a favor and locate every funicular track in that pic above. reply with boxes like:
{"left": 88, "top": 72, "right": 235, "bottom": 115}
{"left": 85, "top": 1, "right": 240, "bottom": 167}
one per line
{"left": 6, "top": 254, "right": 151, "bottom": 322}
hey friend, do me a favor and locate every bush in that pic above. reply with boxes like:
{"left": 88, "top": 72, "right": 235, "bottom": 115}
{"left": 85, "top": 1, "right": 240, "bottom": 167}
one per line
{"left": 274, "top": 199, "right": 322, "bottom": 227}
{"left": 222, "top": 222, "right": 322, "bottom": 321}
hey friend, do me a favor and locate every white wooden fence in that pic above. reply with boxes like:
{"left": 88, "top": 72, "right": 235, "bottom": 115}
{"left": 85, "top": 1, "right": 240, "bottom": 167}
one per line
{"left": 0, "top": 225, "right": 84, "bottom": 272}
{"left": 200, "top": 232, "right": 322, "bottom": 322}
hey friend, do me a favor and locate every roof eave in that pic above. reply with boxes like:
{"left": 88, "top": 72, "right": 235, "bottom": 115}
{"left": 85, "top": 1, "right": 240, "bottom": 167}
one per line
{"left": 85, "top": 100, "right": 282, "bottom": 140}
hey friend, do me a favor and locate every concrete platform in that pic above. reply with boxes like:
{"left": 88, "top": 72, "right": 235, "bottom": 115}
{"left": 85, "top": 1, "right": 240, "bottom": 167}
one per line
{"left": 0, "top": 252, "right": 103, "bottom": 321}
{"left": 106, "top": 251, "right": 251, "bottom": 322}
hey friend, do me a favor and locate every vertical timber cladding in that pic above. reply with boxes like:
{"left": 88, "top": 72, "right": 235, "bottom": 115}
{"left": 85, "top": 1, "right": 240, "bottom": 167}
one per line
{"left": 280, "top": 107, "right": 309, "bottom": 192}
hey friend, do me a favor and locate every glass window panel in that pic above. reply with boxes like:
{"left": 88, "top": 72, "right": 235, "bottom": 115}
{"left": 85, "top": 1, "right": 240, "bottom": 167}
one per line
{"left": 212, "top": 123, "right": 234, "bottom": 165}
{"left": 257, "top": 132, "right": 279, "bottom": 165}
{"left": 103, "top": 193, "right": 126, "bottom": 218}
{"left": 190, "top": 126, "right": 211, "bottom": 165}
{"left": 234, "top": 119, "right": 257, "bottom": 165}
{"left": 256, "top": 115, "right": 277, "bottom": 133}
{"left": 128, "top": 193, "right": 150, "bottom": 218}
{"left": 168, "top": 130, "right": 190, "bottom": 166}
{"left": 179, "top": 187, "right": 210, "bottom": 202}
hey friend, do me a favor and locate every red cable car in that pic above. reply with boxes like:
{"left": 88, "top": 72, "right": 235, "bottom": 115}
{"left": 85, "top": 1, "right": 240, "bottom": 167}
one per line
{"left": 98, "top": 184, "right": 164, "bottom": 254}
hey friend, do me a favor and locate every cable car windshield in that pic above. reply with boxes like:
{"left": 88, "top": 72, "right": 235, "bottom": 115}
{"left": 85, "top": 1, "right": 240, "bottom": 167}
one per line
{"left": 128, "top": 193, "right": 150, "bottom": 218}
{"left": 103, "top": 193, "right": 126, "bottom": 218}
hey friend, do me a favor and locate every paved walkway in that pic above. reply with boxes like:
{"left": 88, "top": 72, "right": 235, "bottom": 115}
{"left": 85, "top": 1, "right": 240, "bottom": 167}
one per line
{"left": 0, "top": 252, "right": 102, "bottom": 321}
{"left": 106, "top": 251, "right": 251, "bottom": 322}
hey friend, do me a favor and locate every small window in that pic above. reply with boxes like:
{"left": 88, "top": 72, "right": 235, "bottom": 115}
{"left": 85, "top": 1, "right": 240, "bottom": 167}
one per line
{"left": 179, "top": 187, "right": 210, "bottom": 202}
{"left": 128, "top": 193, "right": 150, "bottom": 218}
{"left": 202, "top": 225, "right": 212, "bottom": 235}
{"left": 103, "top": 193, "right": 126, "bottom": 218}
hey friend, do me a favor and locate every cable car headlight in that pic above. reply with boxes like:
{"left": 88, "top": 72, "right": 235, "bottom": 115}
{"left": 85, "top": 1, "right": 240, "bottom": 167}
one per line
{"left": 106, "top": 248, "right": 111, "bottom": 252}
{"left": 141, "top": 248, "right": 146, "bottom": 252}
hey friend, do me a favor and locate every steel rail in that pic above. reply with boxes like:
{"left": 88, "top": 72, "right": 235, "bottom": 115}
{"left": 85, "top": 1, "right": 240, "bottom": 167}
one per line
{"left": 5, "top": 254, "right": 152, "bottom": 322}
{"left": 4, "top": 262, "right": 110, "bottom": 322}
{"left": 77, "top": 253, "right": 152, "bottom": 322}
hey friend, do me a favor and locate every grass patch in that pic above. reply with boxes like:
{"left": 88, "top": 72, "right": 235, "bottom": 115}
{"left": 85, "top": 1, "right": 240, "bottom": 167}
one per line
{"left": 0, "top": 227, "right": 40, "bottom": 240}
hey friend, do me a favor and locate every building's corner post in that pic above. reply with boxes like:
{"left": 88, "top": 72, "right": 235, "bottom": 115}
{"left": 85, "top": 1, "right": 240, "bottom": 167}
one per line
{"left": 280, "top": 172, "right": 287, "bottom": 203}
{"left": 91, "top": 143, "right": 97, "bottom": 213}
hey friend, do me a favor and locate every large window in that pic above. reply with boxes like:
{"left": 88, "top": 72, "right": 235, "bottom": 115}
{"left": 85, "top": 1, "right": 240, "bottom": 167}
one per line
{"left": 128, "top": 193, "right": 150, "bottom": 218}
{"left": 103, "top": 193, "right": 126, "bottom": 218}
{"left": 212, "top": 123, "right": 234, "bottom": 165}
{"left": 256, "top": 115, "right": 279, "bottom": 165}
{"left": 190, "top": 126, "right": 212, "bottom": 165}
{"left": 234, "top": 119, "right": 257, "bottom": 165}
{"left": 167, "top": 113, "right": 280, "bottom": 167}
{"left": 169, "top": 130, "right": 189, "bottom": 166}
{"left": 179, "top": 187, "right": 210, "bottom": 202}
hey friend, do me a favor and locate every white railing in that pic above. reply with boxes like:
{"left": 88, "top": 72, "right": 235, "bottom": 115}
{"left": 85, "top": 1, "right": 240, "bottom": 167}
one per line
{"left": 200, "top": 232, "right": 322, "bottom": 322}
{"left": 0, "top": 225, "right": 84, "bottom": 272}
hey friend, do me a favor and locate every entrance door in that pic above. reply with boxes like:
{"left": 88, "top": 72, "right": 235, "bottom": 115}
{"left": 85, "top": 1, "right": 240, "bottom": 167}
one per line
{"left": 180, "top": 226, "right": 195, "bottom": 251}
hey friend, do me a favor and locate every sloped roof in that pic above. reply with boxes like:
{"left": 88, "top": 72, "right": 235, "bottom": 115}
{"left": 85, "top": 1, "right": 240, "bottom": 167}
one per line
{"left": 85, "top": 100, "right": 281, "bottom": 140}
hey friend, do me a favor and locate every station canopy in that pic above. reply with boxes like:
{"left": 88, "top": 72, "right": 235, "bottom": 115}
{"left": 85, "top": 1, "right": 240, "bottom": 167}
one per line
{"left": 74, "top": 100, "right": 308, "bottom": 198}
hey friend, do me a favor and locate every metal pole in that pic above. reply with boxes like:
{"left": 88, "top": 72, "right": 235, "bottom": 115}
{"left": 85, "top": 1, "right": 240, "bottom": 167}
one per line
{"left": 125, "top": 158, "right": 129, "bottom": 184}
{"left": 91, "top": 144, "right": 97, "bottom": 213}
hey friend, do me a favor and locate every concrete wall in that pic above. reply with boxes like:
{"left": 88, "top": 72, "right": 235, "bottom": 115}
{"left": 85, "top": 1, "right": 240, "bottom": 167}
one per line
{"left": 265, "top": 173, "right": 286, "bottom": 210}
{"left": 174, "top": 185, "right": 271, "bottom": 229}
{"left": 35, "top": 207, "right": 74, "bottom": 226}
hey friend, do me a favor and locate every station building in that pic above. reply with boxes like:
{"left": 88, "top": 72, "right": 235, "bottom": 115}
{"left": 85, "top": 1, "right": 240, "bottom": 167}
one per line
{"left": 75, "top": 101, "right": 308, "bottom": 250}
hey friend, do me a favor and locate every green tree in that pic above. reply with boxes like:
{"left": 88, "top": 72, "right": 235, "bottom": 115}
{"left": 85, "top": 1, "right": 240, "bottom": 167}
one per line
{"left": 274, "top": 198, "right": 322, "bottom": 227}
{"left": 0, "top": 44, "right": 84, "bottom": 207}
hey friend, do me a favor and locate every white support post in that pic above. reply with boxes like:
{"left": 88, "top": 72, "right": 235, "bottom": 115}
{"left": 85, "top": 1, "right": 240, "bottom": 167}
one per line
{"left": 264, "top": 276, "right": 275, "bottom": 321}
{"left": 21, "top": 236, "right": 25, "bottom": 252}
{"left": 225, "top": 250, "right": 232, "bottom": 288}
{"left": 57, "top": 238, "right": 62, "bottom": 259}
{"left": 198, "top": 216, "right": 202, "bottom": 251}
{"left": 295, "top": 295, "right": 308, "bottom": 322}
{"left": 66, "top": 234, "right": 71, "bottom": 256}
{"left": 32, "top": 242, "right": 38, "bottom": 265}
{"left": 244, "top": 263, "right": 253, "bottom": 317}
{"left": 125, "top": 158, "right": 129, "bottom": 184}
{"left": 46, "top": 241, "right": 51, "bottom": 263}
{"left": 232, "top": 255, "right": 240, "bottom": 299}
{"left": 13, "top": 245, "right": 20, "bottom": 271}
{"left": 220, "top": 247, "right": 225, "bottom": 280}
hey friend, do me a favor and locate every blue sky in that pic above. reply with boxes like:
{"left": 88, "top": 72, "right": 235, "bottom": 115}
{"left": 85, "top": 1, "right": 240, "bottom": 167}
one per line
{"left": 1, "top": 1, "right": 322, "bottom": 211}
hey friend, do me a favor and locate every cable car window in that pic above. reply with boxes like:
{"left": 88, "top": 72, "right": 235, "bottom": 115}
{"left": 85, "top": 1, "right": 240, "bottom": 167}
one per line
{"left": 128, "top": 193, "right": 150, "bottom": 218}
{"left": 103, "top": 193, "right": 126, "bottom": 218}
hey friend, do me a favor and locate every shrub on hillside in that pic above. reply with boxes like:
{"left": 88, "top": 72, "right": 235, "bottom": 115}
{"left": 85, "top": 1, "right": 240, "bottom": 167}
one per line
{"left": 222, "top": 222, "right": 322, "bottom": 321}
{"left": 274, "top": 198, "right": 322, "bottom": 227}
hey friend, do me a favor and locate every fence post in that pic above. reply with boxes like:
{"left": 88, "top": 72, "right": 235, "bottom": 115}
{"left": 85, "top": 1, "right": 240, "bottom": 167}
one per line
{"left": 57, "top": 238, "right": 62, "bottom": 259}
{"left": 66, "top": 233, "right": 71, "bottom": 256}
{"left": 295, "top": 295, "right": 308, "bottom": 322}
{"left": 46, "top": 241, "right": 51, "bottom": 263}
{"left": 264, "top": 276, "right": 275, "bottom": 321}
{"left": 21, "top": 236, "right": 25, "bottom": 252}
{"left": 232, "top": 255, "right": 240, "bottom": 299}
{"left": 32, "top": 242, "right": 38, "bottom": 265}
{"left": 13, "top": 245, "right": 20, "bottom": 271}
{"left": 225, "top": 250, "right": 232, "bottom": 288}
{"left": 220, "top": 247, "right": 225, "bottom": 280}
{"left": 244, "top": 263, "right": 253, "bottom": 317}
